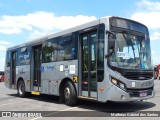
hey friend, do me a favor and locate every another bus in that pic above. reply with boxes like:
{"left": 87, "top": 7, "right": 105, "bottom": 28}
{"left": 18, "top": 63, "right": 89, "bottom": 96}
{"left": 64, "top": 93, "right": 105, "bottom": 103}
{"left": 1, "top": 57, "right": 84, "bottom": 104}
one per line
{"left": 154, "top": 64, "right": 160, "bottom": 80}
{"left": 5, "top": 16, "right": 155, "bottom": 106}
{"left": 0, "top": 71, "right": 4, "bottom": 82}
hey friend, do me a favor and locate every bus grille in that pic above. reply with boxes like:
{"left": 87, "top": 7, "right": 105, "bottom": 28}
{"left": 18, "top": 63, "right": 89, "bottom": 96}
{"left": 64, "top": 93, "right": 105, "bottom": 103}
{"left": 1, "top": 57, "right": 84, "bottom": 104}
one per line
{"left": 127, "top": 88, "right": 153, "bottom": 98}
{"left": 123, "top": 72, "right": 153, "bottom": 80}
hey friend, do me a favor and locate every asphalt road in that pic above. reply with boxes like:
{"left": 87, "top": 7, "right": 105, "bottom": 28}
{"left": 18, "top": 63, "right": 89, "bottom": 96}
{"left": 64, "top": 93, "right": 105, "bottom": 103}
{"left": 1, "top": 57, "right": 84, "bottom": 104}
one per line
{"left": 0, "top": 80, "right": 160, "bottom": 120}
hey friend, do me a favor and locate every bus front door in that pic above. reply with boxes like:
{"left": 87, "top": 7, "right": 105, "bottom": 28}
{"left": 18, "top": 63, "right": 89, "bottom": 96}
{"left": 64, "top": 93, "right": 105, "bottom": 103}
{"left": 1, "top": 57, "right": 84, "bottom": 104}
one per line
{"left": 80, "top": 31, "right": 97, "bottom": 98}
{"left": 33, "top": 45, "right": 42, "bottom": 91}
{"left": 11, "top": 51, "right": 17, "bottom": 89}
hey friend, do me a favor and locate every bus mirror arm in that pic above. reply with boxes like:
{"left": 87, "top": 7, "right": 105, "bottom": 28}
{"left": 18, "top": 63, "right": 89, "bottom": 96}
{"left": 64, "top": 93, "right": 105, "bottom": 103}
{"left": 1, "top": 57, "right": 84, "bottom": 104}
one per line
{"left": 106, "top": 30, "right": 114, "bottom": 35}
{"left": 105, "top": 48, "right": 115, "bottom": 58}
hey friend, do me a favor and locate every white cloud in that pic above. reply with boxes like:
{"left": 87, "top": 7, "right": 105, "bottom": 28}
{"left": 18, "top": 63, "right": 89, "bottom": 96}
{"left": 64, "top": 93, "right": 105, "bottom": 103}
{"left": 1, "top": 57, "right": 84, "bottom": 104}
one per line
{"left": 150, "top": 32, "right": 160, "bottom": 41}
{"left": 131, "top": 12, "right": 160, "bottom": 29}
{"left": 0, "top": 28, "right": 22, "bottom": 34}
{"left": 0, "top": 40, "right": 11, "bottom": 52}
{"left": 137, "top": 0, "right": 160, "bottom": 11}
{"left": 0, "top": 40, "right": 10, "bottom": 45}
{"left": 0, "top": 45, "right": 7, "bottom": 52}
{"left": 0, "top": 11, "right": 96, "bottom": 35}
{"left": 131, "top": 0, "right": 160, "bottom": 30}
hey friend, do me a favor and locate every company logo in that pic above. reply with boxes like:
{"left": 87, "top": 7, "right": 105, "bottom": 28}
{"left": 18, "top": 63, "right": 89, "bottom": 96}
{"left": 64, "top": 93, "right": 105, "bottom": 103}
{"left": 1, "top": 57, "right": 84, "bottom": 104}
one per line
{"left": 41, "top": 66, "right": 44, "bottom": 72}
{"left": 141, "top": 81, "right": 152, "bottom": 87}
{"left": 2, "top": 112, "right": 11, "bottom": 117}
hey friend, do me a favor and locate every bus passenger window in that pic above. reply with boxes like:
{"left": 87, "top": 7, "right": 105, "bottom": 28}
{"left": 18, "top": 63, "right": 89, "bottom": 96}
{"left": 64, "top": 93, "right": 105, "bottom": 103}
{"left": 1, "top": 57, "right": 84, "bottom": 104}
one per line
{"left": 57, "top": 35, "right": 76, "bottom": 61}
{"left": 6, "top": 51, "right": 11, "bottom": 67}
{"left": 17, "top": 47, "right": 30, "bottom": 65}
{"left": 42, "top": 40, "right": 58, "bottom": 63}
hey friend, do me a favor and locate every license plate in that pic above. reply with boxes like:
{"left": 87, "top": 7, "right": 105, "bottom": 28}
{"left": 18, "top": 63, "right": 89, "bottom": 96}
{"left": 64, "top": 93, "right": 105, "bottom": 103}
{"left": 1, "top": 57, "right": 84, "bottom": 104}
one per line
{"left": 140, "top": 92, "right": 147, "bottom": 97}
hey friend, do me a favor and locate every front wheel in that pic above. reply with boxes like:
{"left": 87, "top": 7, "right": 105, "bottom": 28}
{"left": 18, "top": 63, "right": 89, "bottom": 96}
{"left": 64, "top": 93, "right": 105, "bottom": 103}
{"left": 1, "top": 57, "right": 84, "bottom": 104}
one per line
{"left": 64, "top": 81, "right": 77, "bottom": 106}
{"left": 17, "top": 80, "right": 27, "bottom": 97}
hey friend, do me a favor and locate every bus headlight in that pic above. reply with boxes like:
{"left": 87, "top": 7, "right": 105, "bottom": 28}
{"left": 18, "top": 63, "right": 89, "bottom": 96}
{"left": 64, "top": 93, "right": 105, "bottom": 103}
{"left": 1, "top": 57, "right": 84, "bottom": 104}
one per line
{"left": 111, "top": 78, "right": 118, "bottom": 85}
{"left": 111, "top": 77, "right": 126, "bottom": 91}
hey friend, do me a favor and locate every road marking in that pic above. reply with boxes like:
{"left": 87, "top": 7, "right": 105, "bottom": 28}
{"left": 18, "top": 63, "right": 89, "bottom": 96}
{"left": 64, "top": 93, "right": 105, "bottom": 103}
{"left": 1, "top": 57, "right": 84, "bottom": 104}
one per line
{"left": 0, "top": 100, "right": 30, "bottom": 107}
{"left": 30, "top": 105, "right": 82, "bottom": 120}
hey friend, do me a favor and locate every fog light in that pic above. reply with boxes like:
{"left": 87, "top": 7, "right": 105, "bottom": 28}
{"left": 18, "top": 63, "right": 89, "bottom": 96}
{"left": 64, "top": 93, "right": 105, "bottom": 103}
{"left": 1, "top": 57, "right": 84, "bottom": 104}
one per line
{"left": 121, "top": 95, "right": 125, "bottom": 100}
{"left": 111, "top": 79, "right": 117, "bottom": 85}
{"left": 119, "top": 83, "right": 125, "bottom": 89}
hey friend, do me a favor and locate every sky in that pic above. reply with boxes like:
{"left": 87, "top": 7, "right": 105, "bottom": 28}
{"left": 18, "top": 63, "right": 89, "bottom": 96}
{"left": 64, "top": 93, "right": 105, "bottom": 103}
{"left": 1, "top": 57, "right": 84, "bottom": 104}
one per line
{"left": 0, "top": 0, "right": 160, "bottom": 70}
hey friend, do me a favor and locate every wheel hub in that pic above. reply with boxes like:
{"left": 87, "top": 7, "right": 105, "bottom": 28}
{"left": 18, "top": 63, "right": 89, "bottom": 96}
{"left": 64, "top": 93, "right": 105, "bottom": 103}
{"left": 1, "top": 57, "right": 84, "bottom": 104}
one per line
{"left": 19, "top": 84, "right": 23, "bottom": 95}
{"left": 64, "top": 87, "right": 70, "bottom": 99}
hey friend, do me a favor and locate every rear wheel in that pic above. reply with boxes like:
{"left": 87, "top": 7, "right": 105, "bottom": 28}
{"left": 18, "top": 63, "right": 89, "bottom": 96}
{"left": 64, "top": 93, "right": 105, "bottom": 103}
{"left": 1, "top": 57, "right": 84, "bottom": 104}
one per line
{"left": 17, "top": 80, "right": 27, "bottom": 97}
{"left": 64, "top": 81, "right": 77, "bottom": 106}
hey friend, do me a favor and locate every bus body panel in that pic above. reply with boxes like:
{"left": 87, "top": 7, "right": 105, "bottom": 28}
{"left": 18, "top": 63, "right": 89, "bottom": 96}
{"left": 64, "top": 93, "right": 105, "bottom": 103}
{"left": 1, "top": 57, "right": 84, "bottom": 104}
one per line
{"left": 105, "top": 56, "right": 154, "bottom": 102}
{"left": 4, "top": 67, "right": 10, "bottom": 88}
{"left": 97, "top": 81, "right": 108, "bottom": 102}
{"left": 107, "top": 84, "right": 155, "bottom": 101}
{"left": 97, "top": 18, "right": 109, "bottom": 102}
{"left": 41, "top": 62, "right": 56, "bottom": 95}
{"left": 16, "top": 65, "right": 31, "bottom": 91}
{"left": 54, "top": 60, "right": 78, "bottom": 96}
{"left": 41, "top": 60, "right": 78, "bottom": 96}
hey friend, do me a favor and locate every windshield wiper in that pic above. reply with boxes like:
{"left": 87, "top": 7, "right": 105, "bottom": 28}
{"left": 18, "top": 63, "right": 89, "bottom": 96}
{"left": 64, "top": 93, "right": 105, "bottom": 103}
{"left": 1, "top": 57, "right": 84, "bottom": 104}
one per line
{"left": 122, "top": 30, "right": 136, "bottom": 61}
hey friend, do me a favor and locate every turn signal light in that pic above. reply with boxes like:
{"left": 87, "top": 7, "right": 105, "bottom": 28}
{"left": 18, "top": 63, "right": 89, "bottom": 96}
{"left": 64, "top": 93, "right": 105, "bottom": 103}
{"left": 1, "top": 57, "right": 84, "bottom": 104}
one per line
{"left": 99, "top": 88, "right": 104, "bottom": 91}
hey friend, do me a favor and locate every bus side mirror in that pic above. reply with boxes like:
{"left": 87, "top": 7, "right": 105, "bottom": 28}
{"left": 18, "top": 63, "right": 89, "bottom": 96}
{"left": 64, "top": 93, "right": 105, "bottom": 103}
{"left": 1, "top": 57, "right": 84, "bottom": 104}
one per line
{"left": 105, "top": 30, "right": 115, "bottom": 58}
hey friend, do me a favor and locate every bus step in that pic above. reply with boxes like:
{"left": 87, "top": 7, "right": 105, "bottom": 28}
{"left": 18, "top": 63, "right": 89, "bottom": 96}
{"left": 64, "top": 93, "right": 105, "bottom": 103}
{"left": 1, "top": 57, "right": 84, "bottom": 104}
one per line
{"left": 31, "top": 91, "right": 40, "bottom": 95}
{"left": 78, "top": 96, "right": 97, "bottom": 101}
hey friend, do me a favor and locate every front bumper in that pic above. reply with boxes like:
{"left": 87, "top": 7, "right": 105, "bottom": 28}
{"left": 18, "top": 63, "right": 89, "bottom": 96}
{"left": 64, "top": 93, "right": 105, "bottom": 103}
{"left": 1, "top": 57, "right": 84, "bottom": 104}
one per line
{"left": 107, "top": 85, "right": 155, "bottom": 102}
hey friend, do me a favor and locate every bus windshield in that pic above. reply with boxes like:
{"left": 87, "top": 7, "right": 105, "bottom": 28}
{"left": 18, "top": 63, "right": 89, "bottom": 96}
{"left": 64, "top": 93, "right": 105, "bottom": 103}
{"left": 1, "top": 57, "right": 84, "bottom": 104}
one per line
{"left": 108, "top": 32, "right": 152, "bottom": 70}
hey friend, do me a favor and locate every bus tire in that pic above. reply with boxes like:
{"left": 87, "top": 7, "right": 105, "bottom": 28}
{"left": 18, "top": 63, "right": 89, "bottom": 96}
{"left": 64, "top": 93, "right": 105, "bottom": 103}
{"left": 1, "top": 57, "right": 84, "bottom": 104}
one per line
{"left": 64, "top": 81, "right": 77, "bottom": 106}
{"left": 17, "top": 80, "right": 27, "bottom": 98}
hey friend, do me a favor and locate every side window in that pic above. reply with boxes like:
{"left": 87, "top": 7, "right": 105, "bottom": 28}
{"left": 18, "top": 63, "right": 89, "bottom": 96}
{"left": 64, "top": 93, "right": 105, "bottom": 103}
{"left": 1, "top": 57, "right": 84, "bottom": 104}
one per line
{"left": 42, "top": 39, "right": 58, "bottom": 63}
{"left": 57, "top": 34, "right": 76, "bottom": 61}
{"left": 17, "top": 47, "right": 30, "bottom": 65}
{"left": 42, "top": 34, "right": 78, "bottom": 62}
{"left": 6, "top": 51, "right": 11, "bottom": 67}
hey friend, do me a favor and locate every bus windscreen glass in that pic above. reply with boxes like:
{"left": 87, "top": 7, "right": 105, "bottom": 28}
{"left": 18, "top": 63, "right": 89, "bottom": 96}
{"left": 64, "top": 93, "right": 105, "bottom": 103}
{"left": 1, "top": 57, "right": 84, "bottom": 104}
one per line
{"left": 108, "top": 32, "right": 152, "bottom": 70}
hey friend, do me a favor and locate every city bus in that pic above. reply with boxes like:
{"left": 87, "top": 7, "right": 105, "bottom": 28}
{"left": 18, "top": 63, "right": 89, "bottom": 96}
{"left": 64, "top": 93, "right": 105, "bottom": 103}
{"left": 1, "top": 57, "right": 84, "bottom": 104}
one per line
{"left": 4, "top": 16, "right": 155, "bottom": 106}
